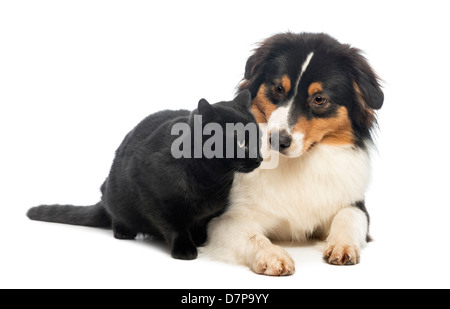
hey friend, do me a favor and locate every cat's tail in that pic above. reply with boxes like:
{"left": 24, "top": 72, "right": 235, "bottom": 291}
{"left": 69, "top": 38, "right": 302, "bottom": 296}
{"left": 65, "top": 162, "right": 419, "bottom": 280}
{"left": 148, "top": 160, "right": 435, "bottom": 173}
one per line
{"left": 26, "top": 202, "right": 111, "bottom": 228}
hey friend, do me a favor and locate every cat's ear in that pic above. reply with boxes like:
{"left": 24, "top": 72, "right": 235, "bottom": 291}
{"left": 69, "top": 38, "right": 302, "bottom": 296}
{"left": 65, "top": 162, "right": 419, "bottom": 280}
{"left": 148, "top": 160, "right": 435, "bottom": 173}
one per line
{"left": 233, "top": 89, "right": 252, "bottom": 110}
{"left": 197, "top": 98, "right": 216, "bottom": 119}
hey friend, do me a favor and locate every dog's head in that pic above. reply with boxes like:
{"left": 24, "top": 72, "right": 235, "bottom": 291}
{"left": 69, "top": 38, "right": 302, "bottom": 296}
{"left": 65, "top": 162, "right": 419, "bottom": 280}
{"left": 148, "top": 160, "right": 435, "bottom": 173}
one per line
{"left": 239, "top": 32, "right": 383, "bottom": 157}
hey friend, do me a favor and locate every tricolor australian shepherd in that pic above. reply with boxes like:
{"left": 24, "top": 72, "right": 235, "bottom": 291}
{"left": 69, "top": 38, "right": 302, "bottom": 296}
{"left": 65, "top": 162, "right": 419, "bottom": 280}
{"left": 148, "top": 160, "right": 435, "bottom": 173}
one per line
{"left": 204, "top": 32, "right": 384, "bottom": 275}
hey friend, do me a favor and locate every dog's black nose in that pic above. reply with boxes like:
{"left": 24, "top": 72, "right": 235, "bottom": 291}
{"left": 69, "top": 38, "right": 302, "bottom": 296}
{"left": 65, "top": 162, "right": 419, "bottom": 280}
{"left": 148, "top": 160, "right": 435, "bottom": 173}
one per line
{"left": 270, "top": 130, "right": 292, "bottom": 150}
{"left": 279, "top": 132, "right": 292, "bottom": 149}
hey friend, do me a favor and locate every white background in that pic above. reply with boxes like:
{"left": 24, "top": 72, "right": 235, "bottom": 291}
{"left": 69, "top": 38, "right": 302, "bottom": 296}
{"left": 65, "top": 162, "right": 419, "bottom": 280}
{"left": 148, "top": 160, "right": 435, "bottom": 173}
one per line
{"left": 1, "top": 0, "right": 449, "bottom": 289}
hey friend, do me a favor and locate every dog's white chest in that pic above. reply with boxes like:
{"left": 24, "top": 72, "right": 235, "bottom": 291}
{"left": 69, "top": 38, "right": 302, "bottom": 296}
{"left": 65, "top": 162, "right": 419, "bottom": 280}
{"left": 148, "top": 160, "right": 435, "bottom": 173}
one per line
{"left": 228, "top": 144, "right": 371, "bottom": 240}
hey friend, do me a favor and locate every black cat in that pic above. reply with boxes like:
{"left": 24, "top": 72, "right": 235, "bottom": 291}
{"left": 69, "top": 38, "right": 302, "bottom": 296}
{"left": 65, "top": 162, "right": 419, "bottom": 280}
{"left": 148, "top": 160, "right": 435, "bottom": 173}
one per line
{"left": 27, "top": 90, "right": 262, "bottom": 260}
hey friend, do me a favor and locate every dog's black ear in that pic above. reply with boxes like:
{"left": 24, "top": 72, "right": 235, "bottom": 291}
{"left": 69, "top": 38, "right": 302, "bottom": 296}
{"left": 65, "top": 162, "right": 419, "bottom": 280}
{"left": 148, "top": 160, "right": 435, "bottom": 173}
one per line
{"left": 197, "top": 98, "right": 216, "bottom": 119}
{"left": 348, "top": 48, "right": 384, "bottom": 110}
{"left": 239, "top": 52, "right": 265, "bottom": 96}
{"left": 239, "top": 36, "right": 279, "bottom": 95}
{"left": 239, "top": 33, "right": 295, "bottom": 97}
{"left": 234, "top": 90, "right": 252, "bottom": 110}
{"left": 243, "top": 53, "right": 262, "bottom": 84}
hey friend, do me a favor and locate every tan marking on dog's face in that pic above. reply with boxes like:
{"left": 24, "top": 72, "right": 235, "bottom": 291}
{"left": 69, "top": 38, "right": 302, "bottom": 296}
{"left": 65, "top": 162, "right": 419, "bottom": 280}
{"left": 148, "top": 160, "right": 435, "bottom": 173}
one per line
{"left": 293, "top": 106, "right": 354, "bottom": 153}
{"left": 251, "top": 84, "right": 276, "bottom": 124}
{"left": 281, "top": 75, "right": 291, "bottom": 93}
{"left": 308, "top": 82, "right": 323, "bottom": 96}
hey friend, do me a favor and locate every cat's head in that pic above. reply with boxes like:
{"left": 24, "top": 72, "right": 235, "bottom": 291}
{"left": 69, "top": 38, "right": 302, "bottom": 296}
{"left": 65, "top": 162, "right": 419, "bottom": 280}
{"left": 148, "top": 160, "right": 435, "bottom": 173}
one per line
{"left": 195, "top": 90, "right": 263, "bottom": 173}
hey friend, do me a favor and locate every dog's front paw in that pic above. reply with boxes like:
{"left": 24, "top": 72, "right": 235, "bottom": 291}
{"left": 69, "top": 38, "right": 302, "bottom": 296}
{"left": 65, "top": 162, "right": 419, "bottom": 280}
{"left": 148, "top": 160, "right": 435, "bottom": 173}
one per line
{"left": 252, "top": 245, "right": 295, "bottom": 276}
{"left": 323, "top": 243, "right": 360, "bottom": 265}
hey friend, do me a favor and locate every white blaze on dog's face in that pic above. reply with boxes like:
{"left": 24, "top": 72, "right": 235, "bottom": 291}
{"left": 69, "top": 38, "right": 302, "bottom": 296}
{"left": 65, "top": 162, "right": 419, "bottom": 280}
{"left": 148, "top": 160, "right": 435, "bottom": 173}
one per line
{"left": 266, "top": 52, "right": 315, "bottom": 157}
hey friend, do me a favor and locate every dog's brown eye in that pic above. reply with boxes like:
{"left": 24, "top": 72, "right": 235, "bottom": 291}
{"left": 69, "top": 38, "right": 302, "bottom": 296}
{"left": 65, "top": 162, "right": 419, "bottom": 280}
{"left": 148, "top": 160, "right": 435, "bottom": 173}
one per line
{"left": 275, "top": 85, "right": 284, "bottom": 94}
{"left": 314, "top": 95, "right": 327, "bottom": 105}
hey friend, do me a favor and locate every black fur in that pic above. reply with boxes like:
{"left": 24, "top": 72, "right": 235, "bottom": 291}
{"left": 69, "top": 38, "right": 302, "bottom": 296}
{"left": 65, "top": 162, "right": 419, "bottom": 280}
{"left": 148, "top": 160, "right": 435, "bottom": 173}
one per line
{"left": 27, "top": 90, "right": 262, "bottom": 260}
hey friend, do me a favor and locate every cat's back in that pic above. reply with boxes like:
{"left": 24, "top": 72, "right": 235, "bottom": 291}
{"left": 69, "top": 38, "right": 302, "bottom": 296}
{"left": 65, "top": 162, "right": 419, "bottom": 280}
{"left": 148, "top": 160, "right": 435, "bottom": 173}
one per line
{"left": 141, "top": 109, "right": 191, "bottom": 132}
{"left": 118, "top": 109, "right": 190, "bottom": 155}
{"left": 130, "top": 109, "right": 190, "bottom": 142}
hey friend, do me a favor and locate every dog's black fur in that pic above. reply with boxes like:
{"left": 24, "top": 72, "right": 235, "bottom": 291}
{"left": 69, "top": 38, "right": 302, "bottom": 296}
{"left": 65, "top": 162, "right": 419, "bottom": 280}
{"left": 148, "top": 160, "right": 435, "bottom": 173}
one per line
{"left": 27, "top": 90, "right": 262, "bottom": 260}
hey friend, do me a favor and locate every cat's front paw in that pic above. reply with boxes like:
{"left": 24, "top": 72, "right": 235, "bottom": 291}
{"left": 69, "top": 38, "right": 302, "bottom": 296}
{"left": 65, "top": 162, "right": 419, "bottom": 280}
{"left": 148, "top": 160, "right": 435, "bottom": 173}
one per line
{"left": 171, "top": 240, "right": 198, "bottom": 260}
{"left": 251, "top": 245, "right": 295, "bottom": 276}
{"left": 190, "top": 226, "right": 208, "bottom": 246}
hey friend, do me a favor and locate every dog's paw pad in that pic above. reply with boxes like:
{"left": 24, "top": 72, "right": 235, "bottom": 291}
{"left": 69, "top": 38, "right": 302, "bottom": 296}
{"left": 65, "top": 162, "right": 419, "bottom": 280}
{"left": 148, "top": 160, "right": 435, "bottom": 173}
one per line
{"left": 323, "top": 244, "right": 360, "bottom": 266}
{"left": 252, "top": 246, "right": 295, "bottom": 276}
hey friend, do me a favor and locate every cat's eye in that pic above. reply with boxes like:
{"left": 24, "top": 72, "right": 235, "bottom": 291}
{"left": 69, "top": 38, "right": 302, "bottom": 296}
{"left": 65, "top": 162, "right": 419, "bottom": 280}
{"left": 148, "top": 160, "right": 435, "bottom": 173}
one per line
{"left": 237, "top": 140, "right": 246, "bottom": 149}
